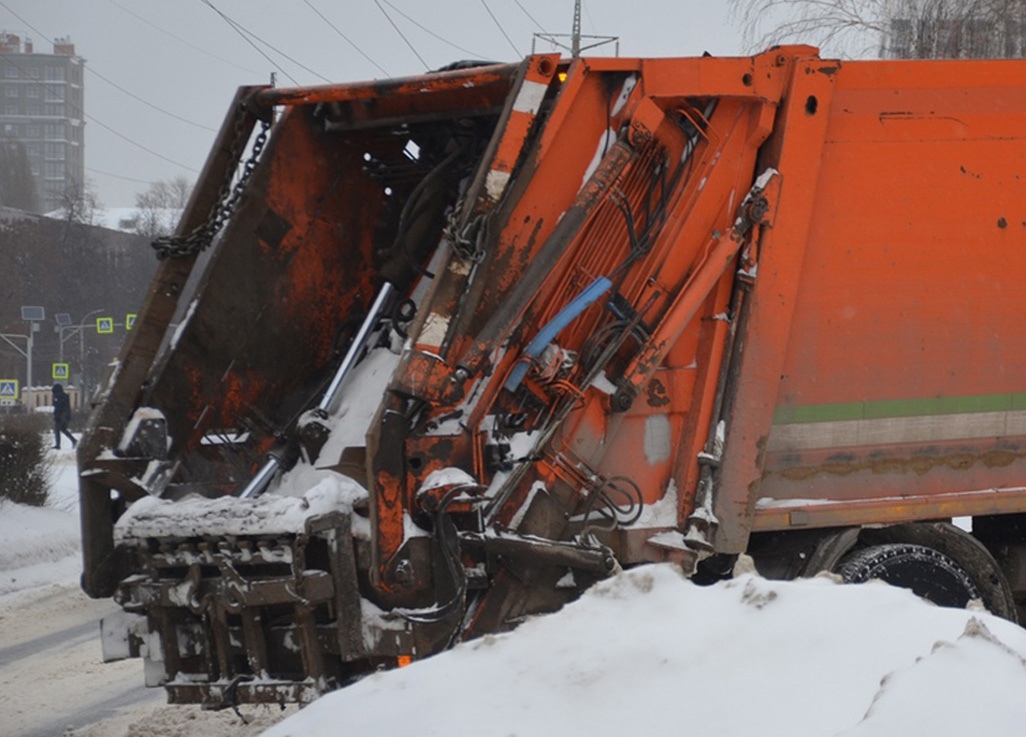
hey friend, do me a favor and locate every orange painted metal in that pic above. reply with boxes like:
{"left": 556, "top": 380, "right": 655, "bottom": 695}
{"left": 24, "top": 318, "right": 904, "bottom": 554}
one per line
{"left": 741, "top": 58, "right": 1026, "bottom": 540}
{"left": 751, "top": 488, "right": 1026, "bottom": 532}
{"left": 83, "top": 47, "right": 1026, "bottom": 700}
{"left": 254, "top": 63, "right": 519, "bottom": 109}
{"left": 713, "top": 53, "right": 837, "bottom": 552}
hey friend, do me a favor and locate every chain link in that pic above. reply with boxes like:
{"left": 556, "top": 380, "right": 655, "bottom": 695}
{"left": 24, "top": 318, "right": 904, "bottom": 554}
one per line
{"left": 443, "top": 200, "right": 487, "bottom": 263}
{"left": 151, "top": 103, "right": 271, "bottom": 260}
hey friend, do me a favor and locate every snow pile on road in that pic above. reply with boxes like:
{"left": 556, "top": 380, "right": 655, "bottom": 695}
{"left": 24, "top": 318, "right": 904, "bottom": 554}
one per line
{"left": 261, "top": 564, "right": 1026, "bottom": 737}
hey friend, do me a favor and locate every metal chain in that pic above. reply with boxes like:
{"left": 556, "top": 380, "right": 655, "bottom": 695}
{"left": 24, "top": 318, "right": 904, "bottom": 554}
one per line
{"left": 151, "top": 104, "right": 271, "bottom": 260}
{"left": 443, "top": 200, "right": 486, "bottom": 263}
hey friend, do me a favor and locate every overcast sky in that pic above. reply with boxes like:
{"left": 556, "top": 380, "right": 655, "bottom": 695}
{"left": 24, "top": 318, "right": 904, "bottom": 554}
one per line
{"left": 0, "top": 1, "right": 747, "bottom": 208}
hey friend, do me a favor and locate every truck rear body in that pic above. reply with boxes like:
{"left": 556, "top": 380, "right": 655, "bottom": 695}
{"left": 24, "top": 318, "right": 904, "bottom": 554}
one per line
{"left": 79, "top": 48, "right": 1026, "bottom": 706}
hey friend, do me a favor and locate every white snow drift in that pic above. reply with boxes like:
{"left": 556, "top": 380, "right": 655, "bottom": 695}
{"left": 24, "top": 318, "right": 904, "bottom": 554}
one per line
{"left": 261, "top": 565, "right": 1026, "bottom": 737}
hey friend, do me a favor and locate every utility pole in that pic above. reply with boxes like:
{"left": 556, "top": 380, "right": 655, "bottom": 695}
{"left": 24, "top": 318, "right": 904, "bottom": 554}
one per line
{"left": 532, "top": 0, "right": 618, "bottom": 58}
{"left": 20, "top": 306, "right": 43, "bottom": 405}
{"left": 571, "top": 0, "right": 581, "bottom": 58}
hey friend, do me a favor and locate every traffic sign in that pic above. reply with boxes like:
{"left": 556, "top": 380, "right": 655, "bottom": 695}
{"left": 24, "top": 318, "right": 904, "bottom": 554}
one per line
{"left": 52, "top": 363, "right": 69, "bottom": 380}
{"left": 0, "top": 379, "right": 19, "bottom": 400}
{"left": 97, "top": 317, "right": 114, "bottom": 334}
{"left": 126, "top": 313, "right": 137, "bottom": 330}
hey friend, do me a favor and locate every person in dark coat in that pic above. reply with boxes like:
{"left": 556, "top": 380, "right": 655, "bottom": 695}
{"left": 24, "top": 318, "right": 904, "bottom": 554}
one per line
{"left": 52, "top": 383, "right": 76, "bottom": 450}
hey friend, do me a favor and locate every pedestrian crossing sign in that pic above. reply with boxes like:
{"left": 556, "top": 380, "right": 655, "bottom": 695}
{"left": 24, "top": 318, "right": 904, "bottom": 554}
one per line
{"left": 0, "top": 379, "right": 19, "bottom": 400}
{"left": 126, "top": 313, "right": 137, "bottom": 330}
{"left": 97, "top": 317, "right": 114, "bottom": 334}
{"left": 52, "top": 363, "right": 69, "bottom": 380}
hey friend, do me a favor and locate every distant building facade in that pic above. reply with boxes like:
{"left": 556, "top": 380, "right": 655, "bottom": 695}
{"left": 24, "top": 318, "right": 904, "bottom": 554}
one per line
{"left": 0, "top": 32, "right": 85, "bottom": 213}
{"left": 883, "top": 11, "right": 1025, "bottom": 60}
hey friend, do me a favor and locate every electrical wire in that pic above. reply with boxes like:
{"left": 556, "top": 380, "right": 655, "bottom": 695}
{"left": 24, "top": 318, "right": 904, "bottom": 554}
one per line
{"left": 86, "top": 67, "right": 216, "bottom": 132}
{"left": 479, "top": 0, "right": 522, "bottom": 57}
{"left": 379, "top": 0, "right": 487, "bottom": 59}
{"left": 87, "top": 114, "right": 202, "bottom": 173}
{"left": 302, "top": 0, "right": 390, "bottom": 76}
{"left": 373, "top": 0, "right": 430, "bottom": 70}
{"left": 199, "top": 0, "right": 300, "bottom": 84}
{"left": 0, "top": 50, "right": 200, "bottom": 173}
{"left": 85, "top": 166, "right": 161, "bottom": 186}
{"left": 201, "top": 0, "right": 328, "bottom": 86}
{"left": 511, "top": 0, "right": 547, "bottom": 33}
{"left": 107, "top": 0, "right": 264, "bottom": 77}
{"left": 581, "top": 0, "right": 598, "bottom": 34}
{"left": 0, "top": 0, "right": 215, "bottom": 132}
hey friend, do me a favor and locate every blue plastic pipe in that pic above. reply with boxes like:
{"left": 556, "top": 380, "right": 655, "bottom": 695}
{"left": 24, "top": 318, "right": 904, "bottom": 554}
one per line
{"left": 504, "top": 276, "right": 613, "bottom": 392}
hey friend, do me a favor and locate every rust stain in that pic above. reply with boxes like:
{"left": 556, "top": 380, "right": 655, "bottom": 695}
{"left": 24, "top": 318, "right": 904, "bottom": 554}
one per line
{"left": 646, "top": 377, "right": 671, "bottom": 407}
{"left": 775, "top": 448, "right": 1021, "bottom": 481}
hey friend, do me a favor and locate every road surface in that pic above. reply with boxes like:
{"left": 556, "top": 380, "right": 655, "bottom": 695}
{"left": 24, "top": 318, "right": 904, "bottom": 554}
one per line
{"left": 0, "top": 578, "right": 293, "bottom": 736}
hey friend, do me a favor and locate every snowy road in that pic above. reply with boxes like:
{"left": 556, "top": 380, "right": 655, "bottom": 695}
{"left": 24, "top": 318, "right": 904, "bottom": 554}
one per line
{"left": 0, "top": 445, "right": 295, "bottom": 737}
{"left": 0, "top": 583, "right": 163, "bottom": 737}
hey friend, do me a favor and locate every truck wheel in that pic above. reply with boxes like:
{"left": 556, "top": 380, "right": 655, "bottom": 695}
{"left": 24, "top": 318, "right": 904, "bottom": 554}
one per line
{"left": 836, "top": 543, "right": 980, "bottom": 609}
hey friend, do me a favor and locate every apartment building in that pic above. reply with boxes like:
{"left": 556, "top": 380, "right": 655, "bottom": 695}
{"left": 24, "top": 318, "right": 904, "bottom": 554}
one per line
{"left": 0, "top": 32, "right": 85, "bottom": 213}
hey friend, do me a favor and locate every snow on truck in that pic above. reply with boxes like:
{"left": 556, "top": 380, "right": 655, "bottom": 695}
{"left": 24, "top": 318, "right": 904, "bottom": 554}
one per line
{"left": 80, "top": 46, "right": 1026, "bottom": 706}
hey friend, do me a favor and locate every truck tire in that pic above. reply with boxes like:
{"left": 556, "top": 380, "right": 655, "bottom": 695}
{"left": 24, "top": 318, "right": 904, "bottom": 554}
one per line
{"left": 836, "top": 543, "right": 980, "bottom": 609}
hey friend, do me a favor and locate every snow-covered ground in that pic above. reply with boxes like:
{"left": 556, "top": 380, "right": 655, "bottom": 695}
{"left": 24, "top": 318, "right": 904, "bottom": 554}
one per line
{"left": 263, "top": 565, "right": 1026, "bottom": 737}
{"left": 5, "top": 440, "right": 1026, "bottom": 736}
{"left": 0, "top": 444, "right": 83, "bottom": 599}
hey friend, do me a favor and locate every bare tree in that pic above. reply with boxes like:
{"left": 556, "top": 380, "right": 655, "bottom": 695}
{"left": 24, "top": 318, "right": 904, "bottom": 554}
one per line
{"left": 58, "top": 178, "right": 102, "bottom": 227}
{"left": 729, "top": 0, "right": 1026, "bottom": 59}
{"left": 132, "top": 176, "right": 193, "bottom": 238}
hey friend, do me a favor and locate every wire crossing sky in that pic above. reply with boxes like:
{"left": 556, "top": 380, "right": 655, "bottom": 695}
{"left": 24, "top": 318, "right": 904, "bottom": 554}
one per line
{"left": 0, "top": 0, "right": 742, "bottom": 207}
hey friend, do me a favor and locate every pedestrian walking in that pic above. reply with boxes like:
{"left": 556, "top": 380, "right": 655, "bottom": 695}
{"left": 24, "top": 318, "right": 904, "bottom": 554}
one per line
{"left": 52, "top": 383, "right": 76, "bottom": 450}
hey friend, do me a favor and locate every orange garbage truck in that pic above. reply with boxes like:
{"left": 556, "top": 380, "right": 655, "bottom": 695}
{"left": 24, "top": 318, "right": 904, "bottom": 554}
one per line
{"left": 80, "top": 46, "right": 1026, "bottom": 706}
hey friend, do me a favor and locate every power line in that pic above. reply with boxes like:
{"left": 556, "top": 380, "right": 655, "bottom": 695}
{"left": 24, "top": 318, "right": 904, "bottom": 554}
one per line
{"left": 0, "top": 50, "right": 200, "bottom": 174}
{"left": 85, "top": 67, "right": 216, "bottom": 132}
{"left": 302, "top": 0, "right": 390, "bottom": 77}
{"left": 373, "top": 0, "right": 430, "bottom": 70}
{"left": 0, "top": 0, "right": 215, "bottom": 132}
{"left": 379, "top": 0, "right": 488, "bottom": 59}
{"left": 199, "top": 0, "right": 332, "bottom": 85}
{"left": 199, "top": 0, "right": 298, "bottom": 85}
{"left": 107, "top": 0, "right": 264, "bottom": 77}
{"left": 479, "top": 0, "right": 522, "bottom": 57}
{"left": 581, "top": 0, "right": 598, "bottom": 35}
{"left": 85, "top": 111, "right": 200, "bottom": 173}
{"left": 511, "top": 0, "right": 548, "bottom": 33}
{"left": 85, "top": 166, "right": 160, "bottom": 186}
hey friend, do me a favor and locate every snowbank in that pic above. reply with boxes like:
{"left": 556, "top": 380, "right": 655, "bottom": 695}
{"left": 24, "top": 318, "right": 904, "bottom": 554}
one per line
{"left": 261, "top": 565, "right": 1026, "bottom": 737}
{"left": 0, "top": 443, "right": 82, "bottom": 599}
{"left": 0, "top": 502, "right": 80, "bottom": 592}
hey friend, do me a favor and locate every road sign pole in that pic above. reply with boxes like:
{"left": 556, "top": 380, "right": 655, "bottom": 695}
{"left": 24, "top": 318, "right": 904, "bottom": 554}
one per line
{"left": 26, "top": 328, "right": 32, "bottom": 398}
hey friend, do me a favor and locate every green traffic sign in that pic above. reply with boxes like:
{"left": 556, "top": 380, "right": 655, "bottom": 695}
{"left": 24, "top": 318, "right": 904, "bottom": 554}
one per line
{"left": 0, "top": 379, "right": 19, "bottom": 400}
{"left": 97, "top": 317, "right": 114, "bottom": 334}
{"left": 126, "top": 313, "right": 137, "bottom": 330}
{"left": 52, "top": 363, "right": 69, "bottom": 380}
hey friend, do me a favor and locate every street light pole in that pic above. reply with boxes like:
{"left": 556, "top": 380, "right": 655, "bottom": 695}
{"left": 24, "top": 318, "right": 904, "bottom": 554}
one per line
{"left": 20, "top": 307, "right": 43, "bottom": 405}
{"left": 26, "top": 327, "right": 32, "bottom": 395}
{"left": 0, "top": 333, "right": 28, "bottom": 393}
{"left": 77, "top": 309, "right": 104, "bottom": 398}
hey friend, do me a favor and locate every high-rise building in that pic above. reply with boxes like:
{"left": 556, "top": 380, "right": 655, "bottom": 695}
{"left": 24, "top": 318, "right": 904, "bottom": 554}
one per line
{"left": 0, "top": 32, "right": 85, "bottom": 214}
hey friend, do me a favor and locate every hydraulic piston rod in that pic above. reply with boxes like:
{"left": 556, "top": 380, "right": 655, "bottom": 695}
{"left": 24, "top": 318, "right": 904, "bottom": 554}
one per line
{"left": 239, "top": 281, "right": 395, "bottom": 498}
